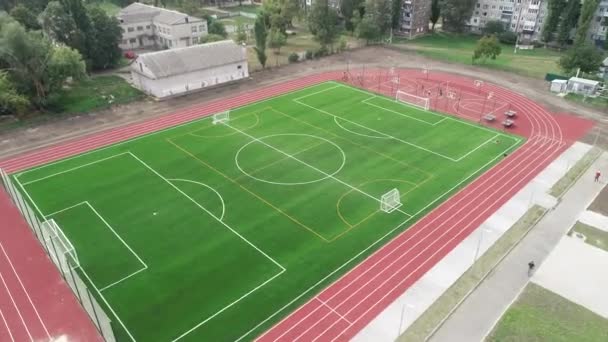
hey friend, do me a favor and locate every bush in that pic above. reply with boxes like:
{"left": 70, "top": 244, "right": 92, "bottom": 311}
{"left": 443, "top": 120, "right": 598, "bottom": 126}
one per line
{"left": 305, "top": 50, "right": 313, "bottom": 60}
{"left": 288, "top": 52, "right": 299, "bottom": 63}
{"left": 483, "top": 20, "right": 505, "bottom": 35}
{"left": 316, "top": 46, "right": 328, "bottom": 58}
{"left": 338, "top": 36, "right": 348, "bottom": 52}
{"left": 498, "top": 31, "right": 517, "bottom": 45}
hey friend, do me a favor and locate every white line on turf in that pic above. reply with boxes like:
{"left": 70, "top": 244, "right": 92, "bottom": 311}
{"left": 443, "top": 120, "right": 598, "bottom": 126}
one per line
{"left": 99, "top": 266, "right": 148, "bottom": 292}
{"left": 236, "top": 138, "right": 520, "bottom": 342}
{"left": 225, "top": 124, "right": 412, "bottom": 218}
{"left": 333, "top": 117, "right": 389, "bottom": 139}
{"left": 0, "top": 306, "right": 14, "bottom": 342}
{"left": 362, "top": 96, "right": 448, "bottom": 126}
{"left": 167, "top": 179, "right": 226, "bottom": 220}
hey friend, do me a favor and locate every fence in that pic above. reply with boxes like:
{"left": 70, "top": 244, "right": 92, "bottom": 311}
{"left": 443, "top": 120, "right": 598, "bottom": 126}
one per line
{"left": 0, "top": 168, "right": 116, "bottom": 342}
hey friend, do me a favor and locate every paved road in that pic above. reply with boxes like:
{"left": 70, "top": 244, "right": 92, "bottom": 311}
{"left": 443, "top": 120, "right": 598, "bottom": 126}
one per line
{"left": 429, "top": 151, "right": 608, "bottom": 342}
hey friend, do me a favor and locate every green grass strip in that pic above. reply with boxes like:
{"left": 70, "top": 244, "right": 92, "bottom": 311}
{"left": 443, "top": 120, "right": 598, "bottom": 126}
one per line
{"left": 398, "top": 205, "right": 547, "bottom": 342}
{"left": 487, "top": 283, "right": 608, "bottom": 341}
{"left": 568, "top": 221, "right": 608, "bottom": 252}
{"left": 549, "top": 147, "right": 602, "bottom": 198}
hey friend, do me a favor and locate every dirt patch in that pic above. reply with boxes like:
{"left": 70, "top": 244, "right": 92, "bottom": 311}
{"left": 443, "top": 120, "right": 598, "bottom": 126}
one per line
{"left": 0, "top": 46, "right": 605, "bottom": 160}
{"left": 589, "top": 185, "right": 608, "bottom": 216}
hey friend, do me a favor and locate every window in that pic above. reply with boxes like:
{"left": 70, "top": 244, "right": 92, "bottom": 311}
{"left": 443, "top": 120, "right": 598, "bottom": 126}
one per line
{"left": 146, "top": 25, "right": 151, "bottom": 29}
{"left": 237, "top": 65, "right": 242, "bottom": 69}
{"left": 192, "top": 37, "right": 198, "bottom": 44}
{"left": 476, "top": 3, "right": 480, "bottom": 7}
{"left": 167, "top": 29, "right": 171, "bottom": 35}
{"left": 168, "top": 40, "right": 173, "bottom": 47}
{"left": 129, "top": 38, "right": 136, "bottom": 43}
{"left": 121, "top": 39, "right": 127, "bottom": 44}
{"left": 192, "top": 26, "right": 198, "bottom": 32}
{"left": 598, "top": 16, "right": 602, "bottom": 22}
{"left": 127, "top": 27, "right": 134, "bottom": 32}
{"left": 137, "top": 26, "right": 143, "bottom": 31}
{"left": 492, "top": 5, "right": 496, "bottom": 9}
{"left": 199, "top": 25, "right": 204, "bottom": 31}
{"left": 474, "top": 18, "right": 478, "bottom": 23}
{"left": 483, "top": 12, "right": 487, "bottom": 16}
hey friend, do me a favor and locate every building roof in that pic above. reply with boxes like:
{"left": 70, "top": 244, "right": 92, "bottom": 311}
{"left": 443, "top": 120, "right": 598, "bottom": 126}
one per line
{"left": 136, "top": 40, "right": 246, "bottom": 79}
{"left": 118, "top": 3, "right": 202, "bottom": 25}
{"left": 568, "top": 77, "right": 600, "bottom": 86}
{"left": 603, "top": 57, "right": 608, "bottom": 67}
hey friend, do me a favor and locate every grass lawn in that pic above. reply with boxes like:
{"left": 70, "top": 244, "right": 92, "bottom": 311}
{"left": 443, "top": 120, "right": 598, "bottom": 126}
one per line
{"left": 400, "top": 205, "right": 547, "bottom": 341}
{"left": 568, "top": 221, "right": 608, "bottom": 252}
{"left": 394, "top": 33, "right": 564, "bottom": 79}
{"left": 221, "top": 4, "right": 260, "bottom": 14}
{"left": 219, "top": 15, "right": 255, "bottom": 27}
{"left": 564, "top": 93, "right": 608, "bottom": 110}
{"left": 549, "top": 147, "right": 602, "bottom": 197}
{"left": 47, "top": 76, "right": 144, "bottom": 115}
{"left": 487, "top": 283, "right": 608, "bottom": 341}
{"left": 14, "top": 81, "right": 522, "bottom": 341}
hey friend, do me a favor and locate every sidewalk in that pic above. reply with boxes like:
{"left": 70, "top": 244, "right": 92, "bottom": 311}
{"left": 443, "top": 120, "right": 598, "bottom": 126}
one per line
{"left": 429, "top": 151, "right": 608, "bottom": 342}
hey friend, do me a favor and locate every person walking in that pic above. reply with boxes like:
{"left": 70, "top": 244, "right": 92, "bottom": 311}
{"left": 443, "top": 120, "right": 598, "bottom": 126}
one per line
{"left": 528, "top": 261, "right": 535, "bottom": 276}
{"left": 595, "top": 170, "right": 601, "bottom": 182}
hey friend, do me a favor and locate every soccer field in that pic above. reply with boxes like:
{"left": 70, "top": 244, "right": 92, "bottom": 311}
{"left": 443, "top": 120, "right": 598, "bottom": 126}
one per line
{"left": 13, "top": 81, "right": 522, "bottom": 341}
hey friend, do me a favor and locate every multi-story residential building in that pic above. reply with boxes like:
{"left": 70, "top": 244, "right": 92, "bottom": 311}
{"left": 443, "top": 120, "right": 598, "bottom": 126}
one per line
{"left": 117, "top": 3, "right": 208, "bottom": 51}
{"left": 397, "top": 0, "right": 433, "bottom": 38}
{"left": 589, "top": 0, "right": 608, "bottom": 46}
{"left": 468, "top": 0, "right": 548, "bottom": 42}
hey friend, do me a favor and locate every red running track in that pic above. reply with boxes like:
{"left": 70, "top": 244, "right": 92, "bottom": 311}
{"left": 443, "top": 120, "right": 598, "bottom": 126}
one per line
{"left": 0, "top": 69, "right": 593, "bottom": 341}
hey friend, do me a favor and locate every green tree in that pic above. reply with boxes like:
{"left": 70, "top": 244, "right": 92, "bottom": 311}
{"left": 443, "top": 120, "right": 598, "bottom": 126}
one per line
{"left": 0, "top": 71, "right": 30, "bottom": 116}
{"left": 9, "top": 4, "right": 41, "bottom": 30}
{"left": 40, "top": 1, "right": 85, "bottom": 51}
{"left": 262, "top": 0, "right": 298, "bottom": 32}
{"left": 353, "top": 0, "right": 391, "bottom": 42}
{"left": 557, "top": 0, "right": 580, "bottom": 46}
{"left": 253, "top": 14, "right": 268, "bottom": 68}
{"left": 441, "top": 0, "right": 476, "bottom": 32}
{"left": 268, "top": 28, "right": 286, "bottom": 65}
{"left": 47, "top": 45, "right": 86, "bottom": 89}
{"left": 353, "top": 10, "right": 380, "bottom": 44}
{"left": 340, "top": 0, "right": 364, "bottom": 32}
{"left": 208, "top": 20, "right": 227, "bottom": 38}
{"left": 430, "top": 0, "right": 440, "bottom": 32}
{"left": 559, "top": 43, "right": 604, "bottom": 74}
{"left": 483, "top": 20, "right": 505, "bottom": 35}
{"left": 235, "top": 23, "right": 248, "bottom": 44}
{"left": 542, "top": 0, "right": 567, "bottom": 42}
{"left": 308, "top": 0, "right": 340, "bottom": 50}
{"left": 391, "top": 0, "right": 402, "bottom": 29}
{"left": 88, "top": 6, "right": 123, "bottom": 70}
{"left": 199, "top": 33, "right": 225, "bottom": 43}
{"left": 573, "top": 0, "right": 600, "bottom": 46}
{"left": 472, "top": 35, "right": 502, "bottom": 63}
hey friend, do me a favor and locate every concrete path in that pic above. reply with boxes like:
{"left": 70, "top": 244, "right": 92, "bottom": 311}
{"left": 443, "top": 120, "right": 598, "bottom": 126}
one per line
{"left": 579, "top": 210, "right": 608, "bottom": 232}
{"left": 429, "top": 151, "right": 608, "bottom": 342}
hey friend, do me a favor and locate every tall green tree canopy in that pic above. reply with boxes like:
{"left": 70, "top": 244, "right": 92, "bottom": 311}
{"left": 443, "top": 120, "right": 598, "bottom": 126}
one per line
{"left": 542, "top": 0, "right": 566, "bottom": 42}
{"left": 9, "top": 4, "right": 41, "bottom": 30}
{"left": 472, "top": 35, "right": 502, "bottom": 63}
{"left": 441, "top": 0, "right": 476, "bottom": 32}
{"left": 0, "top": 71, "right": 30, "bottom": 116}
{"left": 559, "top": 43, "right": 604, "bottom": 74}
{"left": 430, "top": 0, "right": 440, "bottom": 31}
{"left": 87, "top": 6, "right": 123, "bottom": 70}
{"left": 391, "top": 0, "right": 402, "bottom": 29}
{"left": 340, "top": 0, "right": 364, "bottom": 32}
{"left": 573, "top": 0, "right": 600, "bottom": 46}
{"left": 354, "top": 0, "right": 391, "bottom": 41}
{"left": 557, "top": 0, "right": 581, "bottom": 46}
{"left": 308, "top": 0, "right": 340, "bottom": 50}
{"left": 253, "top": 14, "right": 268, "bottom": 68}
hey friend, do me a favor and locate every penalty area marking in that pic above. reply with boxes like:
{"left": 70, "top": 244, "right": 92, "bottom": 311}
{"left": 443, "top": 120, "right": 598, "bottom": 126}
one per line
{"left": 168, "top": 179, "right": 226, "bottom": 221}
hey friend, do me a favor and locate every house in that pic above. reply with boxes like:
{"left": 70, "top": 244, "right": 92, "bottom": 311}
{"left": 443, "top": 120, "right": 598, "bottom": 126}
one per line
{"left": 117, "top": 3, "right": 208, "bottom": 50}
{"left": 468, "top": 0, "right": 547, "bottom": 42}
{"left": 397, "top": 0, "right": 433, "bottom": 38}
{"left": 566, "top": 77, "right": 600, "bottom": 96}
{"left": 130, "top": 40, "right": 249, "bottom": 99}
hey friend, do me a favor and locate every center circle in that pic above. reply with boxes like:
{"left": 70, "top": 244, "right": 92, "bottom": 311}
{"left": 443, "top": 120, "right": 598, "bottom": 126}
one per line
{"left": 235, "top": 134, "right": 346, "bottom": 185}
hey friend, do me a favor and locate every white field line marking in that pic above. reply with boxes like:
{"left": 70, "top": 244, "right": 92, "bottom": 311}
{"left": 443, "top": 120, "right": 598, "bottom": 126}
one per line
{"left": 13, "top": 81, "right": 336, "bottom": 179}
{"left": 0, "top": 306, "right": 14, "bottom": 342}
{"left": 13, "top": 178, "right": 138, "bottom": 342}
{"left": 362, "top": 97, "right": 447, "bottom": 126}
{"left": 171, "top": 269, "right": 286, "bottom": 342}
{"left": 167, "top": 179, "right": 226, "bottom": 221}
{"left": 20, "top": 152, "right": 130, "bottom": 186}
{"left": 315, "top": 298, "right": 352, "bottom": 324}
{"left": 225, "top": 124, "right": 412, "bottom": 218}
{"left": 45, "top": 201, "right": 149, "bottom": 292}
{"left": 239, "top": 129, "right": 521, "bottom": 342}
{"left": 291, "top": 84, "right": 343, "bottom": 102}
{"left": 456, "top": 134, "right": 500, "bottom": 161}
{"left": 0, "top": 242, "right": 51, "bottom": 340}
{"left": 0, "top": 270, "right": 32, "bottom": 341}
{"left": 333, "top": 117, "right": 389, "bottom": 139}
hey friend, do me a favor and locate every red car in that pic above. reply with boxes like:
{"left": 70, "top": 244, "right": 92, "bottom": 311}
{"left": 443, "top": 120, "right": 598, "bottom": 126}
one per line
{"left": 124, "top": 51, "right": 137, "bottom": 59}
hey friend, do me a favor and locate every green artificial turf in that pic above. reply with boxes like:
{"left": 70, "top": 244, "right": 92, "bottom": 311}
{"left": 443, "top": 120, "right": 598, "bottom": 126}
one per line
{"left": 14, "top": 82, "right": 522, "bottom": 341}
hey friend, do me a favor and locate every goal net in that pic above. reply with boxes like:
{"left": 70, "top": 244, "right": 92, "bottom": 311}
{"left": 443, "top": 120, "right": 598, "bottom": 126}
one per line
{"left": 396, "top": 90, "right": 430, "bottom": 111}
{"left": 41, "top": 219, "right": 79, "bottom": 271}
{"left": 212, "top": 110, "right": 230, "bottom": 125}
{"left": 380, "top": 188, "right": 402, "bottom": 213}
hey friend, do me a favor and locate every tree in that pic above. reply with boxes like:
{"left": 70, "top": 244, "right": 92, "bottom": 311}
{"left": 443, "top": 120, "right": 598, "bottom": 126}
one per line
{"left": 47, "top": 45, "right": 86, "bottom": 89}
{"left": 262, "top": 0, "right": 298, "bottom": 32}
{"left": 556, "top": 0, "right": 580, "bottom": 46}
{"left": 430, "top": 0, "right": 440, "bottom": 32}
{"left": 268, "top": 28, "right": 286, "bottom": 65}
{"left": 87, "top": 6, "right": 123, "bottom": 70}
{"left": 308, "top": 0, "right": 340, "bottom": 50}
{"left": 391, "top": 0, "right": 402, "bottom": 30}
{"left": 208, "top": 20, "right": 227, "bottom": 38}
{"left": 353, "top": 0, "right": 391, "bottom": 42}
{"left": 40, "top": 1, "right": 85, "bottom": 52}
{"left": 472, "top": 35, "right": 502, "bottom": 63}
{"left": 441, "top": 0, "right": 476, "bottom": 32}
{"left": 0, "top": 71, "right": 30, "bottom": 116}
{"left": 559, "top": 43, "right": 604, "bottom": 74}
{"left": 253, "top": 14, "right": 268, "bottom": 68}
{"left": 9, "top": 4, "right": 41, "bottom": 30}
{"left": 199, "top": 33, "right": 226, "bottom": 43}
{"left": 573, "top": 0, "right": 600, "bottom": 46}
{"left": 235, "top": 23, "right": 248, "bottom": 44}
{"left": 353, "top": 10, "right": 381, "bottom": 44}
{"left": 542, "top": 0, "right": 566, "bottom": 42}
{"left": 341, "top": 0, "right": 364, "bottom": 32}
{"left": 483, "top": 20, "right": 505, "bottom": 35}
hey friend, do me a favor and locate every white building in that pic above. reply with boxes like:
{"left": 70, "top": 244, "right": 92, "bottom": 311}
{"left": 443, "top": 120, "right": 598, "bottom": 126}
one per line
{"left": 468, "top": 0, "right": 547, "bottom": 42}
{"left": 117, "top": 3, "right": 208, "bottom": 50}
{"left": 566, "top": 77, "right": 600, "bottom": 96}
{"left": 589, "top": 0, "right": 608, "bottom": 47}
{"left": 600, "top": 57, "right": 608, "bottom": 80}
{"left": 130, "top": 40, "right": 249, "bottom": 99}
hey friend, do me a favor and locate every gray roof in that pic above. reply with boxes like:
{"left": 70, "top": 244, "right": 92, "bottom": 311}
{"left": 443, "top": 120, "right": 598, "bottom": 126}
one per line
{"left": 118, "top": 3, "right": 202, "bottom": 25}
{"left": 568, "top": 77, "right": 599, "bottom": 86}
{"left": 603, "top": 57, "right": 608, "bottom": 67}
{"left": 137, "top": 40, "right": 246, "bottom": 79}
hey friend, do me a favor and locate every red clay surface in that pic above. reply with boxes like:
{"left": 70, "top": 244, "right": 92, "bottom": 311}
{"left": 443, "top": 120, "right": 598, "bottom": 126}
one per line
{"left": 0, "top": 69, "right": 594, "bottom": 341}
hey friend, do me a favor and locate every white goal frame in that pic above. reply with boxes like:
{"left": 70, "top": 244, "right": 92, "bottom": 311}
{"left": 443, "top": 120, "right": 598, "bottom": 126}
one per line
{"left": 212, "top": 110, "right": 230, "bottom": 125}
{"left": 396, "top": 90, "right": 430, "bottom": 111}
{"left": 380, "top": 188, "right": 402, "bottom": 213}
{"left": 41, "top": 219, "right": 80, "bottom": 270}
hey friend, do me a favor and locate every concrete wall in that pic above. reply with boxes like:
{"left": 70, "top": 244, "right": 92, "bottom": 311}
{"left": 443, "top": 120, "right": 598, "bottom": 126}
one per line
{"left": 131, "top": 61, "right": 249, "bottom": 99}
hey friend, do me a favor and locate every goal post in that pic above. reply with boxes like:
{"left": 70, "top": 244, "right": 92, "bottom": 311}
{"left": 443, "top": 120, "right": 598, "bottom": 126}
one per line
{"left": 41, "top": 219, "right": 79, "bottom": 271}
{"left": 212, "top": 110, "right": 230, "bottom": 125}
{"left": 380, "top": 188, "right": 402, "bottom": 213}
{"left": 396, "top": 90, "right": 430, "bottom": 111}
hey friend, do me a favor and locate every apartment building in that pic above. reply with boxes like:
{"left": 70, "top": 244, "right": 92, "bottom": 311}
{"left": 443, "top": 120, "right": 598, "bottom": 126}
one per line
{"left": 589, "top": 0, "right": 608, "bottom": 46}
{"left": 397, "top": 0, "right": 433, "bottom": 38}
{"left": 468, "top": 0, "right": 548, "bottom": 42}
{"left": 117, "top": 3, "right": 208, "bottom": 50}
